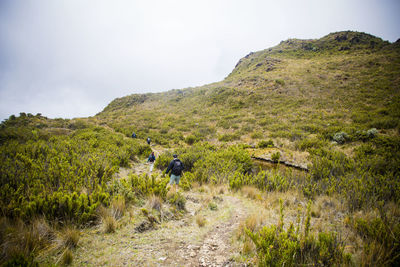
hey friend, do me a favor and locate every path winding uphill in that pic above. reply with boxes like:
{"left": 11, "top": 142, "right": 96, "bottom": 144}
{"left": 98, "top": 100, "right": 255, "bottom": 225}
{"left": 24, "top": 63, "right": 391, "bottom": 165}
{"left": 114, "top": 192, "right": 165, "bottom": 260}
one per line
{"left": 72, "top": 186, "right": 252, "bottom": 266}
{"left": 166, "top": 195, "right": 248, "bottom": 267}
{"left": 59, "top": 143, "right": 255, "bottom": 266}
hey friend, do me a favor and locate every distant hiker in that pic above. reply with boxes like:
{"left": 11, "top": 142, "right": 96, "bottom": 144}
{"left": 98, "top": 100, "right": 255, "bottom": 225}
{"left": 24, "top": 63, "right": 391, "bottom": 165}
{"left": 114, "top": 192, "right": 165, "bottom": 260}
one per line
{"left": 131, "top": 132, "right": 137, "bottom": 138}
{"left": 166, "top": 154, "right": 184, "bottom": 190}
{"left": 147, "top": 152, "right": 156, "bottom": 173}
{"left": 147, "top": 137, "right": 151, "bottom": 145}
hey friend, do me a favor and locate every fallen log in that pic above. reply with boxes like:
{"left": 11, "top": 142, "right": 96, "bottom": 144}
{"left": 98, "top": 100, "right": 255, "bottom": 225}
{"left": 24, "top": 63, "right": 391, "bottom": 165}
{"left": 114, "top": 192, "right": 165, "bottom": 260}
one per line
{"left": 251, "top": 156, "right": 309, "bottom": 172}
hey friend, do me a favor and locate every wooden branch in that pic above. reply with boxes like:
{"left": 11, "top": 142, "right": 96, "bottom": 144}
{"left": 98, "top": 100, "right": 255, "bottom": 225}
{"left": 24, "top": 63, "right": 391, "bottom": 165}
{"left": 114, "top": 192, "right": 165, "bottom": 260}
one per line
{"left": 251, "top": 156, "right": 309, "bottom": 172}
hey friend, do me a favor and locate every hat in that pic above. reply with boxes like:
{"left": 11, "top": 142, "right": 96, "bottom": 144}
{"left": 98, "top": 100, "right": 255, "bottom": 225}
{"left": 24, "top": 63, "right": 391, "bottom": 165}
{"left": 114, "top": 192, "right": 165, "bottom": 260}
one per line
{"left": 172, "top": 154, "right": 178, "bottom": 158}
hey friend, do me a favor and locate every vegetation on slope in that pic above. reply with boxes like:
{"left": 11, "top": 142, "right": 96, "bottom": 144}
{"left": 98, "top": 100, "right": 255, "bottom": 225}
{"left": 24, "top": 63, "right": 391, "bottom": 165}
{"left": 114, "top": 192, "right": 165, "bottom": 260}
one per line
{"left": 1, "top": 31, "right": 399, "bottom": 265}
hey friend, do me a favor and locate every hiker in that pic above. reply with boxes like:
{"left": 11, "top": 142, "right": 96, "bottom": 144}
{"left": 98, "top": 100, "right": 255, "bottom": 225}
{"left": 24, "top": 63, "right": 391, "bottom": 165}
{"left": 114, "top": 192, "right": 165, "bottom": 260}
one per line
{"left": 131, "top": 132, "right": 136, "bottom": 138}
{"left": 165, "top": 154, "right": 184, "bottom": 190}
{"left": 147, "top": 137, "right": 151, "bottom": 145}
{"left": 147, "top": 151, "right": 156, "bottom": 172}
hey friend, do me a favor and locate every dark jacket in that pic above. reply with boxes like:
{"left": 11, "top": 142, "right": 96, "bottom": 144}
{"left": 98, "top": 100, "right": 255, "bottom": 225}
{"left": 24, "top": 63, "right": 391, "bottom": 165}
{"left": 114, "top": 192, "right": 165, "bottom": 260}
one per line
{"left": 148, "top": 154, "right": 156, "bottom": 163}
{"left": 166, "top": 158, "right": 184, "bottom": 176}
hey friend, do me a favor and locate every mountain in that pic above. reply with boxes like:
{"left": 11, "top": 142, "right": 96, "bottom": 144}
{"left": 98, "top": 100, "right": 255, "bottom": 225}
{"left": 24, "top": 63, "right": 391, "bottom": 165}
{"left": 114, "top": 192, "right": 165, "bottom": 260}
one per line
{"left": 94, "top": 31, "right": 400, "bottom": 149}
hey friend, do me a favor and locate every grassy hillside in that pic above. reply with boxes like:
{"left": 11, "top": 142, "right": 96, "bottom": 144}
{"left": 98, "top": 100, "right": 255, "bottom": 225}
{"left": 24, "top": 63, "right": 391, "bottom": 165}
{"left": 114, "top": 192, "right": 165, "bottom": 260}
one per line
{"left": 95, "top": 31, "right": 399, "bottom": 150}
{"left": 1, "top": 31, "right": 400, "bottom": 266}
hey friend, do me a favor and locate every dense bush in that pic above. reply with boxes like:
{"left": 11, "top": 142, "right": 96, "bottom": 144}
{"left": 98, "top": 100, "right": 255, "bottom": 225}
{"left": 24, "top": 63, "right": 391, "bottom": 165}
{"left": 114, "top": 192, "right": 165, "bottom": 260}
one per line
{"left": 192, "top": 145, "right": 253, "bottom": 184}
{"left": 0, "top": 119, "right": 150, "bottom": 223}
{"left": 332, "top": 131, "right": 349, "bottom": 144}
{"left": 229, "top": 170, "right": 291, "bottom": 192}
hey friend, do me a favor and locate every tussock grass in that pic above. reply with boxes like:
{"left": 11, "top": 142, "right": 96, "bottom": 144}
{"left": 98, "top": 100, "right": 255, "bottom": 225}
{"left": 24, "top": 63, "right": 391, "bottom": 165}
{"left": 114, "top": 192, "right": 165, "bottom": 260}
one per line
{"left": 103, "top": 215, "right": 117, "bottom": 233}
{"left": 0, "top": 217, "right": 53, "bottom": 264}
{"left": 147, "top": 194, "right": 163, "bottom": 212}
{"left": 111, "top": 196, "right": 126, "bottom": 220}
{"left": 97, "top": 205, "right": 118, "bottom": 233}
{"left": 241, "top": 186, "right": 263, "bottom": 200}
{"left": 56, "top": 226, "right": 80, "bottom": 250}
{"left": 237, "top": 213, "right": 266, "bottom": 240}
{"left": 236, "top": 213, "right": 266, "bottom": 257}
{"left": 195, "top": 215, "right": 206, "bottom": 227}
{"left": 60, "top": 248, "right": 73, "bottom": 265}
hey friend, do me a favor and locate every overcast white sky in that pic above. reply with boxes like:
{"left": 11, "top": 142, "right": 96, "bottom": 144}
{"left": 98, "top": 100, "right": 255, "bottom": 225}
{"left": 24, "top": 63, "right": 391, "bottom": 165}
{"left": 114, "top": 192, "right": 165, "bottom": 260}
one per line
{"left": 0, "top": 0, "right": 399, "bottom": 121}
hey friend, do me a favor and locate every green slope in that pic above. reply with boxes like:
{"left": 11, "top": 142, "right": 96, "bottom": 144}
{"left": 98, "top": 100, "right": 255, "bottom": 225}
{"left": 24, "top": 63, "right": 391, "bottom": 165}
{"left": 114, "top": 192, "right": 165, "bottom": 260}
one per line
{"left": 94, "top": 31, "right": 400, "bottom": 149}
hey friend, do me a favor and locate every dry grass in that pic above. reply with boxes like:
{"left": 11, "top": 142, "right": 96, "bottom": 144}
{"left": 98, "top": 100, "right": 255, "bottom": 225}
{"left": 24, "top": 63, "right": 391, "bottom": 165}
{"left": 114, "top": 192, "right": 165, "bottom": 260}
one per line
{"left": 56, "top": 226, "right": 80, "bottom": 250}
{"left": 60, "top": 248, "right": 73, "bottom": 265}
{"left": 0, "top": 217, "right": 53, "bottom": 263}
{"left": 103, "top": 215, "right": 117, "bottom": 233}
{"left": 195, "top": 215, "right": 206, "bottom": 227}
{"left": 236, "top": 213, "right": 266, "bottom": 241}
{"left": 111, "top": 196, "right": 126, "bottom": 220}
{"left": 96, "top": 206, "right": 117, "bottom": 233}
{"left": 147, "top": 194, "right": 163, "bottom": 212}
{"left": 241, "top": 186, "right": 263, "bottom": 201}
{"left": 242, "top": 238, "right": 255, "bottom": 255}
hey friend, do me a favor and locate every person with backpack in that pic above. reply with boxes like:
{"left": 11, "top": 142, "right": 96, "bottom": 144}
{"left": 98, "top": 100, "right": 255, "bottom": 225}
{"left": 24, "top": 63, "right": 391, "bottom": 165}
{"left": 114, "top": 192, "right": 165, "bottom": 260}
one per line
{"left": 131, "top": 132, "right": 137, "bottom": 138}
{"left": 147, "top": 137, "right": 151, "bottom": 145}
{"left": 166, "top": 154, "right": 184, "bottom": 190}
{"left": 147, "top": 151, "right": 156, "bottom": 173}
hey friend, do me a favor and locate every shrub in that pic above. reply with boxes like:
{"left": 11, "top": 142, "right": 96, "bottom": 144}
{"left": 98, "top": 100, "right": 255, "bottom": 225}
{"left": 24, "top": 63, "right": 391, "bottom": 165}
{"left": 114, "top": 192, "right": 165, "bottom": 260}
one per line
{"left": 366, "top": 128, "right": 378, "bottom": 138}
{"left": 185, "top": 134, "right": 198, "bottom": 145}
{"left": 332, "top": 131, "right": 349, "bottom": 144}
{"left": 218, "top": 133, "right": 241, "bottom": 142}
{"left": 295, "top": 137, "right": 326, "bottom": 151}
{"left": 251, "top": 131, "right": 263, "bottom": 139}
{"left": 275, "top": 79, "right": 285, "bottom": 86}
{"left": 208, "top": 202, "right": 218, "bottom": 211}
{"left": 193, "top": 145, "right": 253, "bottom": 184}
{"left": 271, "top": 151, "right": 281, "bottom": 162}
{"left": 257, "top": 139, "right": 274, "bottom": 148}
{"left": 2, "top": 253, "right": 38, "bottom": 267}
{"left": 310, "top": 148, "right": 353, "bottom": 180}
{"left": 167, "top": 191, "right": 186, "bottom": 211}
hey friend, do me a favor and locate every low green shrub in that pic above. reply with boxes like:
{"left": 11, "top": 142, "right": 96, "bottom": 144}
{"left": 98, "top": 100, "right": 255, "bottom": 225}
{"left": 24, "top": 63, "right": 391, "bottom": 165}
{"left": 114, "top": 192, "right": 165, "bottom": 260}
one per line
{"left": 167, "top": 191, "right": 186, "bottom": 211}
{"left": 257, "top": 139, "right": 274, "bottom": 148}
{"left": 218, "top": 132, "right": 241, "bottom": 142}
{"left": 295, "top": 137, "right": 327, "bottom": 151}
{"left": 193, "top": 145, "right": 253, "bottom": 184}
{"left": 185, "top": 134, "right": 199, "bottom": 145}
{"left": 271, "top": 152, "right": 281, "bottom": 162}
{"left": 332, "top": 131, "right": 349, "bottom": 144}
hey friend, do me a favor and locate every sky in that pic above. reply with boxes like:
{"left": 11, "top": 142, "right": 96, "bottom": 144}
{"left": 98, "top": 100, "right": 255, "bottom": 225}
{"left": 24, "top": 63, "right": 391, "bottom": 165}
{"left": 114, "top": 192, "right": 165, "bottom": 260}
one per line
{"left": 0, "top": 0, "right": 399, "bottom": 121}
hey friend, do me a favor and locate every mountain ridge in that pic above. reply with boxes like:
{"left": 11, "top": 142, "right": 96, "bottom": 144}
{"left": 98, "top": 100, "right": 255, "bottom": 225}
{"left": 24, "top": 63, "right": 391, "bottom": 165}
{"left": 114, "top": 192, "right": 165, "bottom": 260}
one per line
{"left": 99, "top": 31, "right": 397, "bottom": 115}
{"left": 93, "top": 31, "right": 399, "bottom": 151}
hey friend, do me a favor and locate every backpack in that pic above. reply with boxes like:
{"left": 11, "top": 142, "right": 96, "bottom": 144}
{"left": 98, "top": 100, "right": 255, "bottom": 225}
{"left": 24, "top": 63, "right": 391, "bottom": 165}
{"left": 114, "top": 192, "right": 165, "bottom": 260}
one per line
{"left": 172, "top": 160, "right": 183, "bottom": 175}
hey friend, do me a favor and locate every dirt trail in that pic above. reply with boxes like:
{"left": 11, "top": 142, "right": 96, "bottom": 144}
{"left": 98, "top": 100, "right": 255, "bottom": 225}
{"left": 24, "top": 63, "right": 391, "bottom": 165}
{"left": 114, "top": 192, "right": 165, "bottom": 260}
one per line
{"left": 166, "top": 195, "right": 248, "bottom": 267}
{"left": 195, "top": 196, "right": 247, "bottom": 267}
{"left": 116, "top": 144, "right": 166, "bottom": 178}
{"left": 71, "top": 190, "right": 251, "bottom": 267}
{"left": 69, "top": 146, "right": 252, "bottom": 266}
